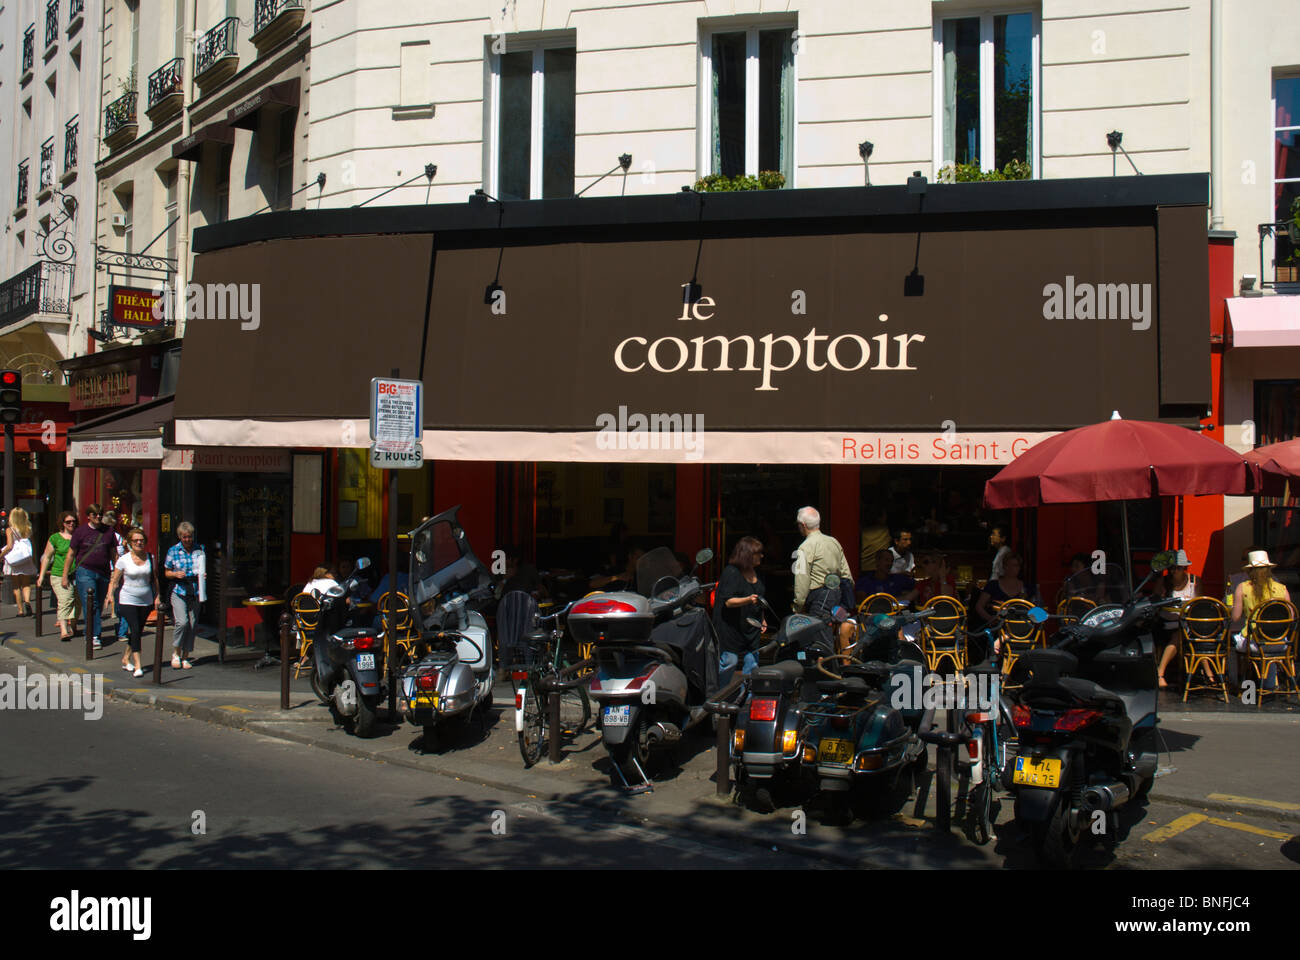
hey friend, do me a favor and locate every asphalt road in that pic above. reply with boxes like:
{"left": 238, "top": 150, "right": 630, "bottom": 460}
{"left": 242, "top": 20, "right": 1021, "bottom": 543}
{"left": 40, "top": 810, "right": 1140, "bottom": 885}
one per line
{"left": 1, "top": 646, "right": 1296, "bottom": 871}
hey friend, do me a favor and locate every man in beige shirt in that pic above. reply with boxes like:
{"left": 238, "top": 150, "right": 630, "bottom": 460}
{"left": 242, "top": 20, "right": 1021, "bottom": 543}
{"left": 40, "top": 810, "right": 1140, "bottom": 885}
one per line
{"left": 793, "top": 506, "right": 855, "bottom": 652}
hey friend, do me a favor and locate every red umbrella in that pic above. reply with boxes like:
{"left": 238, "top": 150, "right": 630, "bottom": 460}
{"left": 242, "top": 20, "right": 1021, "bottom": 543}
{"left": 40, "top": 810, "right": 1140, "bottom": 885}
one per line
{"left": 985, "top": 418, "right": 1255, "bottom": 508}
{"left": 1244, "top": 439, "right": 1300, "bottom": 497}
{"left": 984, "top": 417, "right": 1257, "bottom": 593}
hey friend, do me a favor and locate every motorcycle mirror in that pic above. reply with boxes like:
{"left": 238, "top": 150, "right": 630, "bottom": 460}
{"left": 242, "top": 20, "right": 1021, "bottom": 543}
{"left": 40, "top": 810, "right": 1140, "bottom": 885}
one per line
{"left": 746, "top": 617, "right": 763, "bottom": 630}
{"left": 824, "top": 574, "right": 841, "bottom": 590}
{"left": 1028, "top": 605, "right": 1048, "bottom": 624}
{"left": 695, "top": 548, "right": 714, "bottom": 566}
{"left": 872, "top": 613, "right": 897, "bottom": 631}
{"left": 355, "top": 557, "right": 371, "bottom": 570}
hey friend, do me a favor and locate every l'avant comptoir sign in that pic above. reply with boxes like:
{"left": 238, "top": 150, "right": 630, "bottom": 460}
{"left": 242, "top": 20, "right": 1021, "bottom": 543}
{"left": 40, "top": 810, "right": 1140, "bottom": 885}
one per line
{"left": 369, "top": 377, "right": 424, "bottom": 468}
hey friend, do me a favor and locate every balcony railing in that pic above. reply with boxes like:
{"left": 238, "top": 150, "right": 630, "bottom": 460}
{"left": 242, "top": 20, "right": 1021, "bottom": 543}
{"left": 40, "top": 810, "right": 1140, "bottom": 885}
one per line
{"left": 64, "top": 117, "right": 77, "bottom": 175}
{"left": 39, "top": 139, "right": 54, "bottom": 194}
{"left": 1259, "top": 220, "right": 1300, "bottom": 290}
{"left": 16, "top": 161, "right": 29, "bottom": 210}
{"left": 255, "top": 0, "right": 304, "bottom": 34}
{"left": 0, "top": 262, "right": 73, "bottom": 329}
{"left": 45, "top": 0, "right": 59, "bottom": 49}
{"left": 68, "top": 0, "right": 83, "bottom": 23}
{"left": 22, "top": 25, "right": 35, "bottom": 76}
{"left": 195, "top": 17, "right": 239, "bottom": 79}
{"left": 148, "top": 58, "right": 184, "bottom": 110}
{"left": 105, "top": 91, "right": 137, "bottom": 141}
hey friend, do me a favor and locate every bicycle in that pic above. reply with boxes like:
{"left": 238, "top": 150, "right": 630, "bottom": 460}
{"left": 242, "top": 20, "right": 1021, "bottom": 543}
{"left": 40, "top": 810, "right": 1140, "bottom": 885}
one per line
{"left": 920, "top": 606, "right": 1037, "bottom": 842}
{"left": 513, "top": 601, "right": 593, "bottom": 768}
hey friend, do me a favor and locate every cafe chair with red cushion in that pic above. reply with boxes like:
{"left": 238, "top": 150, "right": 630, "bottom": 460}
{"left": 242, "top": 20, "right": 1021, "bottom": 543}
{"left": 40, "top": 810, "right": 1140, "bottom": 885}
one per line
{"left": 1179, "top": 597, "right": 1229, "bottom": 704}
{"left": 1243, "top": 598, "right": 1299, "bottom": 707}
{"left": 225, "top": 605, "right": 262, "bottom": 649}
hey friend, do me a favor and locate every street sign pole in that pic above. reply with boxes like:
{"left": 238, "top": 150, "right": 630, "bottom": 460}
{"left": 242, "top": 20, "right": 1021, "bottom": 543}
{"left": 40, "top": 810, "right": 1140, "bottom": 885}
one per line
{"left": 3, "top": 423, "right": 13, "bottom": 517}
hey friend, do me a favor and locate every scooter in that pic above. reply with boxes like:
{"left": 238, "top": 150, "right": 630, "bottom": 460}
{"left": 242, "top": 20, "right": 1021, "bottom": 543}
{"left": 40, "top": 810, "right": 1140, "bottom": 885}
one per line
{"left": 573, "top": 546, "right": 718, "bottom": 793}
{"left": 800, "top": 584, "right": 937, "bottom": 821}
{"left": 730, "top": 596, "right": 837, "bottom": 812}
{"left": 1005, "top": 550, "right": 1178, "bottom": 868}
{"left": 309, "top": 558, "right": 391, "bottom": 738}
{"left": 396, "top": 507, "right": 497, "bottom": 750}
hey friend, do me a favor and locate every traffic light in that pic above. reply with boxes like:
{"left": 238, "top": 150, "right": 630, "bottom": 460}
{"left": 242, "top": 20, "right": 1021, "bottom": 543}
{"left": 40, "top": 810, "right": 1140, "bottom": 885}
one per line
{"left": 0, "top": 370, "right": 20, "bottom": 424}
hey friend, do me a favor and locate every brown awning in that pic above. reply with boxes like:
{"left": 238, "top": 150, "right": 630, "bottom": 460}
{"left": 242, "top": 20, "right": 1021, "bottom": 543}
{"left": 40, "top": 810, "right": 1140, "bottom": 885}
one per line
{"left": 227, "top": 77, "right": 300, "bottom": 130}
{"left": 171, "top": 122, "right": 236, "bottom": 162}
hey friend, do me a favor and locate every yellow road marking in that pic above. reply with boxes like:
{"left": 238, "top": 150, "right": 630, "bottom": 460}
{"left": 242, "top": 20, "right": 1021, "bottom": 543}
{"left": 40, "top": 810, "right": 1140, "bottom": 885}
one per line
{"left": 10, "top": 638, "right": 23, "bottom": 644}
{"left": 1207, "top": 793, "right": 1300, "bottom": 813}
{"left": 100, "top": 677, "right": 114, "bottom": 683}
{"left": 167, "top": 695, "right": 199, "bottom": 702}
{"left": 70, "top": 668, "right": 88, "bottom": 674}
{"left": 27, "top": 648, "right": 43, "bottom": 654}
{"left": 1206, "top": 817, "right": 1292, "bottom": 841}
{"left": 1144, "top": 813, "right": 1207, "bottom": 843}
{"left": 46, "top": 656, "right": 66, "bottom": 664}
{"left": 218, "top": 705, "right": 251, "bottom": 713}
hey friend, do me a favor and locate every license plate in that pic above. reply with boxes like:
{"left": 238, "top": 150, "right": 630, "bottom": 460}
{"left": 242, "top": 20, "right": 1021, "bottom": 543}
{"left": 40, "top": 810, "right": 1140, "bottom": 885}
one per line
{"left": 414, "top": 694, "right": 438, "bottom": 708}
{"left": 1013, "top": 755, "right": 1061, "bottom": 788}
{"left": 603, "top": 705, "right": 630, "bottom": 727}
{"left": 356, "top": 653, "right": 375, "bottom": 670}
{"left": 818, "top": 738, "right": 853, "bottom": 764}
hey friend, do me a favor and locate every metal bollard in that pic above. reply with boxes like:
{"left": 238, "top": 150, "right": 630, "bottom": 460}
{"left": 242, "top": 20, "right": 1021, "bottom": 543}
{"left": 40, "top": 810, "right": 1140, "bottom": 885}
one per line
{"left": 34, "top": 582, "right": 44, "bottom": 638}
{"left": 547, "top": 685, "right": 562, "bottom": 764}
{"left": 152, "top": 604, "right": 165, "bottom": 684}
{"left": 715, "top": 712, "right": 731, "bottom": 797}
{"left": 84, "top": 602, "right": 94, "bottom": 661}
{"left": 279, "top": 611, "right": 291, "bottom": 711}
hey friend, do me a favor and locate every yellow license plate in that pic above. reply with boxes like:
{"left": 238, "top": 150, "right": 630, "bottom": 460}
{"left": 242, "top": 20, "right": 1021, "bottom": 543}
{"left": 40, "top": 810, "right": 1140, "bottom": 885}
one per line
{"left": 1013, "top": 756, "right": 1061, "bottom": 788}
{"left": 414, "top": 694, "right": 438, "bottom": 709}
{"left": 818, "top": 739, "right": 853, "bottom": 764}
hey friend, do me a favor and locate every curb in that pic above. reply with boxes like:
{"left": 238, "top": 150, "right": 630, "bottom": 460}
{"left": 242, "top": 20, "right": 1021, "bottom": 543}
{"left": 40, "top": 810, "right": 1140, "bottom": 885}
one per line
{"left": 1148, "top": 790, "right": 1300, "bottom": 827}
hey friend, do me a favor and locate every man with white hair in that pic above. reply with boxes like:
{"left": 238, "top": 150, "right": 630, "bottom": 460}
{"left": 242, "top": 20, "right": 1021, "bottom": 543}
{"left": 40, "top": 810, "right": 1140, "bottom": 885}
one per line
{"left": 164, "top": 522, "right": 204, "bottom": 669}
{"left": 793, "top": 506, "right": 855, "bottom": 652}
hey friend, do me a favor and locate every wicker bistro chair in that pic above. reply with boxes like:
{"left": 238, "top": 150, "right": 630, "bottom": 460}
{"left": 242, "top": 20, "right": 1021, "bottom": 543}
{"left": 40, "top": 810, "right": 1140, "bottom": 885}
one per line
{"left": 1057, "top": 594, "right": 1097, "bottom": 627}
{"left": 996, "top": 598, "right": 1045, "bottom": 686}
{"left": 855, "top": 592, "right": 900, "bottom": 655}
{"left": 290, "top": 592, "right": 321, "bottom": 679}
{"left": 375, "top": 591, "right": 420, "bottom": 662}
{"left": 919, "top": 595, "right": 967, "bottom": 673}
{"left": 1179, "top": 597, "right": 1230, "bottom": 704}
{"left": 1243, "top": 598, "right": 1300, "bottom": 707}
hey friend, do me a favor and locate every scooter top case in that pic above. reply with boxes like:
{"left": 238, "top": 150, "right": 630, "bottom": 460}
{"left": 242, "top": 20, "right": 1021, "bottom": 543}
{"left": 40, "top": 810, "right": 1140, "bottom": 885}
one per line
{"left": 568, "top": 592, "right": 655, "bottom": 645}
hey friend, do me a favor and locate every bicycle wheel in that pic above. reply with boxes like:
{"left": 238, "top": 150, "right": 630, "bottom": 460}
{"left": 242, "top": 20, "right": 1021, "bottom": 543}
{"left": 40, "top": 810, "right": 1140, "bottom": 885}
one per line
{"left": 517, "top": 682, "right": 547, "bottom": 768}
{"left": 558, "top": 685, "right": 591, "bottom": 735}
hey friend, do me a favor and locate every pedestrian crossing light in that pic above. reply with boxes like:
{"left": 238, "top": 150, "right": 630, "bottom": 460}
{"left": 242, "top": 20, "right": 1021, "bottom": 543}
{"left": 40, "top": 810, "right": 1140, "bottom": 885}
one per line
{"left": 0, "top": 370, "right": 20, "bottom": 424}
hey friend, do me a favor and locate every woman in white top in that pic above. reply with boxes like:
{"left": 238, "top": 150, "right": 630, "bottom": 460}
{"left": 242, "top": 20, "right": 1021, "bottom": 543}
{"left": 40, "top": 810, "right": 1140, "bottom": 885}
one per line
{"left": 105, "top": 529, "right": 161, "bottom": 677}
{"left": 2, "top": 506, "right": 39, "bottom": 616}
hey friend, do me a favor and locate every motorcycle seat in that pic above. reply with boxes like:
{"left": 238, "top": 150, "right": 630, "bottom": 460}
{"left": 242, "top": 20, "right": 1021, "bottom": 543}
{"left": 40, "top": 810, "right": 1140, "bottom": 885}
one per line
{"left": 750, "top": 660, "right": 803, "bottom": 694}
{"left": 1057, "top": 676, "right": 1127, "bottom": 714}
{"left": 815, "top": 677, "right": 871, "bottom": 697}
{"left": 843, "top": 661, "right": 890, "bottom": 680}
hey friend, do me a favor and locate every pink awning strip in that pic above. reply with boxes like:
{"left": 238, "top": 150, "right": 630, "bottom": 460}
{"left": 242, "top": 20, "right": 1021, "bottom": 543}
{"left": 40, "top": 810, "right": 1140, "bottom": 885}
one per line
{"left": 1226, "top": 295, "right": 1300, "bottom": 347}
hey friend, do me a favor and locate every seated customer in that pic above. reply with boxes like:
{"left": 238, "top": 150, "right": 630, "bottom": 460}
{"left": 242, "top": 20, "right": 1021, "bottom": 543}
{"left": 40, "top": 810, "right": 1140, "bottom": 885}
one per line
{"left": 855, "top": 550, "right": 918, "bottom": 605}
{"left": 914, "top": 551, "right": 957, "bottom": 605}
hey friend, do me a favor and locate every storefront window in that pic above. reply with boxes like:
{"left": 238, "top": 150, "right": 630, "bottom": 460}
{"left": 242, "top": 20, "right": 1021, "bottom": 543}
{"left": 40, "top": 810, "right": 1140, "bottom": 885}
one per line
{"left": 337, "top": 449, "right": 383, "bottom": 541}
{"left": 99, "top": 467, "right": 144, "bottom": 532}
{"left": 1255, "top": 380, "right": 1300, "bottom": 580}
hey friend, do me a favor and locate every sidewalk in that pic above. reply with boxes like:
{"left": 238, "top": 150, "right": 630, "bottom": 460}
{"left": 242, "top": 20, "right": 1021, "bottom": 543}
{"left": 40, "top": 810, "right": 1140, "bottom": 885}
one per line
{"left": 5, "top": 608, "right": 1299, "bottom": 865}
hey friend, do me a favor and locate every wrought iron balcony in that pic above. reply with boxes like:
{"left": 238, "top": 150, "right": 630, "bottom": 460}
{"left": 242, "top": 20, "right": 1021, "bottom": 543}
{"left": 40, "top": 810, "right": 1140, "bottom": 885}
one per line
{"left": 39, "top": 139, "right": 55, "bottom": 195}
{"left": 195, "top": 17, "right": 239, "bottom": 87}
{"left": 1259, "top": 219, "right": 1300, "bottom": 290}
{"left": 148, "top": 58, "right": 185, "bottom": 120}
{"left": 0, "top": 261, "right": 73, "bottom": 329}
{"left": 45, "top": 0, "right": 59, "bottom": 49}
{"left": 22, "top": 25, "right": 35, "bottom": 77}
{"left": 67, "top": 0, "right": 84, "bottom": 34}
{"left": 16, "top": 161, "right": 29, "bottom": 211}
{"left": 104, "top": 91, "right": 138, "bottom": 149}
{"left": 64, "top": 117, "right": 78, "bottom": 175}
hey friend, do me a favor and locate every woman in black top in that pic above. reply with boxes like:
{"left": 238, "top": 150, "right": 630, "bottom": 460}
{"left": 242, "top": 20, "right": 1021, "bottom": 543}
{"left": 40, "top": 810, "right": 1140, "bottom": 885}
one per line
{"left": 715, "top": 536, "right": 767, "bottom": 687}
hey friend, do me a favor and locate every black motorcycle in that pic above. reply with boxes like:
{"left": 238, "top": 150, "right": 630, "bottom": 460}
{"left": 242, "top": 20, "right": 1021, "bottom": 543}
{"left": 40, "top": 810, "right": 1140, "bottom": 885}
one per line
{"left": 1006, "top": 551, "right": 1179, "bottom": 868}
{"left": 308, "top": 558, "right": 392, "bottom": 738}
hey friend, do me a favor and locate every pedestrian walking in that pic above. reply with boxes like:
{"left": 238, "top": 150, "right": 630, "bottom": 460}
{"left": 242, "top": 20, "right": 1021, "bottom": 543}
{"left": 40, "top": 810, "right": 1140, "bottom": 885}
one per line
{"left": 64, "top": 504, "right": 115, "bottom": 648}
{"left": 1, "top": 506, "right": 39, "bottom": 616}
{"left": 102, "top": 511, "right": 130, "bottom": 641}
{"left": 792, "top": 506, "right": 856, "bottom": 653}
{"left": 36, "top": 510, "right": 80, "bottom": 639}
{"left": 164, "top": 522, "right": 204, "bottom": 669}
{"left": 105, "top": 530, "right": 161, "bottom": 678}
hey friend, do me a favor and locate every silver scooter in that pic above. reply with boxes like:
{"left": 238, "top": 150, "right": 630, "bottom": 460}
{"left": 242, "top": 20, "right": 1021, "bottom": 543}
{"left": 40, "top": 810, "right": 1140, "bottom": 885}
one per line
{"left": 571, "top": 546, "right": 717, "bottom": 792}
{"left": 397, "top": 507, "right": 496, "bottom": 751}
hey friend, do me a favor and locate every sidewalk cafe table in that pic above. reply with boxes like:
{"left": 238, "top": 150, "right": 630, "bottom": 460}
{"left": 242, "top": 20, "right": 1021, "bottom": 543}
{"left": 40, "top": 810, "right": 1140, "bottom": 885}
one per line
{"left": 245, "top": 597, "right": 285, "bottom": 670}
